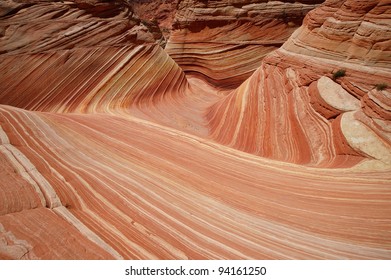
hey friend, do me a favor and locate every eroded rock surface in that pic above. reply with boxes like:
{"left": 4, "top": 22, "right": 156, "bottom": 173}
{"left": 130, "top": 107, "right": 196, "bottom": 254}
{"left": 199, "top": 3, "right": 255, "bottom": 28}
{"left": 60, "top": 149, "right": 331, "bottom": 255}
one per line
{"left": 166, "top": 0, "right": 323, "bottom": 89}
{"left": 207, "top": 0, "right": 391, "bottom": 168}
{"left": 0, "top": 0, "right": 390, "bottom": 260}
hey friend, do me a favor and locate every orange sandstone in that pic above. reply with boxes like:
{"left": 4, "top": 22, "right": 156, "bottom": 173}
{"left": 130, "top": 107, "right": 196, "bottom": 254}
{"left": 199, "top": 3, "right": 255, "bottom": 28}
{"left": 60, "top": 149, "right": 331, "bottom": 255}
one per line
{"left": 0, "top": 0, "right": 390, "bottom": 260}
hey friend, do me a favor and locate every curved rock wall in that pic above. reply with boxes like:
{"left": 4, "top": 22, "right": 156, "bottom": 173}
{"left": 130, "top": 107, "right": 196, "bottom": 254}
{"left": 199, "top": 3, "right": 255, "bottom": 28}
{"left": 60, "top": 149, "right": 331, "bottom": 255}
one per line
{"left": 0, "top": 0, "right": 166, "bottom": 55}
{"left": 1, "top": 105, "right": 390, "bottom": 259}
{"left": 283, "top": 0, "right": 391, "bottom": 67}
{"left": 166, "top": 0, "right": 323, "bottom": 89}
{"left": 207, "top": 0, "right": 391, "bottom": 168}
{"left": 0, "top": 0, "right": 390, "bottom": 260}
{"left": 0, "top": 45, "right": 188, "bottom": 112}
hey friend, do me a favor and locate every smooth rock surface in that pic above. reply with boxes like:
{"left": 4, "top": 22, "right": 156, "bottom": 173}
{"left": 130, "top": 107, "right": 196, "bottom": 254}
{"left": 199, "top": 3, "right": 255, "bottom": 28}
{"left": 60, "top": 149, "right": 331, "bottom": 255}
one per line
{"left": 0, "top": 0, "right": 390, "bottom": 260}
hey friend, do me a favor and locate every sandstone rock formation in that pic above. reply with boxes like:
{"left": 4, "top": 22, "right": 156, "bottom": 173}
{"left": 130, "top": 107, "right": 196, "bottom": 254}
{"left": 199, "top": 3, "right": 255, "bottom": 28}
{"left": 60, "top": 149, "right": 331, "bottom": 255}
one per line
{"left": 130, "top": 0, "right": 179, "bottom": 35}
{"left": 0, "top": 0, "right": 165, "bottom": 55}
{"left": 0, "top": 0, "right": 390, "bottom": 259}
{"left": 166, "top": 0, "right": 324, "bottom": 89}
{"left": 207, "top": 0, "right": 391, "bottom": 168}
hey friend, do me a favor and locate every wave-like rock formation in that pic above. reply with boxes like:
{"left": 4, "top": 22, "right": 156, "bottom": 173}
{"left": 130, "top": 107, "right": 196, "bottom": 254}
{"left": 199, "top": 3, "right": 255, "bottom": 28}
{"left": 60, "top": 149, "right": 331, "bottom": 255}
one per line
{"left": 1, "top": 105, "right": 390, "bottom": 259}
{"left": 0, "top": 0, "right": 391, "bottom": 259}
{"left": 283, "top": 0, "right": 391, "bottom": 67}
{"left": 0, "top": 0, "right": 165, "bottom": 55}
{"left": 166, "top": 0, "right": 324, "bottom": 89}
{"left": 0, "top": 44, "right": 187, "bottom": 112}
{"left": 207, "top": 0, "right": 391, "bottom": 168}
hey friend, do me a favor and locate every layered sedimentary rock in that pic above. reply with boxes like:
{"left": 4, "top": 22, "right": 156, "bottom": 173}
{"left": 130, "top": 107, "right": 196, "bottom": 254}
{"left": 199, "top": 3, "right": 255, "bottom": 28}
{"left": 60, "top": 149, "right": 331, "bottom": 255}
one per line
{"left": 0, "top": 0, "right": 188, "bottom": 114}
{"left": 1, "top": 105, "right": 390, "bottom": 259}
{"left": 0, "top": 0, "right": 391, "bottom": 260}
{"left": 283, "top": 0, "right": 391, "bottom": 67}
{"left": 130, "top": 0, "right": 179, "bottom": 33}
{"left": 207, "top": 0, "right": 391, "bottom": 168}
{"left": 0, "top": 44, "right": 187, "bottom": 112}
{"left": 0, "top": 0, "right": 165, "bottom": 55}
{"left": 0, "top": 207, "right": 116, "bottom": 259}
{"left": 166, "top": 0, "right": 324, "bottom": 89}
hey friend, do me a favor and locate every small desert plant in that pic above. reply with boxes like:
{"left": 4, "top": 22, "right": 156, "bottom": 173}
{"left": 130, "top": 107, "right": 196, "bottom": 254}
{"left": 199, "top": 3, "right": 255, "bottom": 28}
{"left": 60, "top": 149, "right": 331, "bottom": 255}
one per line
{"left": 375, "top": 83, "right": 388, "bottom": 91}
{"left": 332, "top": 69, "right": 346, "bottom": 80}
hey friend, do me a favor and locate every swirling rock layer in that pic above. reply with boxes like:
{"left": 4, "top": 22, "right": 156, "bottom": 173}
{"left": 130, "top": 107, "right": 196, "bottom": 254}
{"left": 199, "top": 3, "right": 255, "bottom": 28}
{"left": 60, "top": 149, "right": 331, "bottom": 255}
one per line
{"left": 0, "top": 44, "right": 187, "bottom": 112}
{"left": 0, "top": 0, "right": 391, "bottom": 259}
{"left": 1, "top": 105, "right": 390, "bottom": 259}
{"left": 283, "top": 0, "right": 391, "bottom": 67}
{"left": 207, "top": 0, "right": 391, "bottom": 168}
{"left": 0, "top": 0, "right": 165, "bottom": 54}
{"left": 166, "top": 0, "right": 322, "bottom": 89}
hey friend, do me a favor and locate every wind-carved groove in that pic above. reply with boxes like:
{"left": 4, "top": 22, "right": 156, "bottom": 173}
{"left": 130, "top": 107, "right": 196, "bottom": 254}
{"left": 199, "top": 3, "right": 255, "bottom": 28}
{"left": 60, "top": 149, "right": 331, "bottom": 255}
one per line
{"left": 0, "top": 0, "right": 390, "bottom": 260}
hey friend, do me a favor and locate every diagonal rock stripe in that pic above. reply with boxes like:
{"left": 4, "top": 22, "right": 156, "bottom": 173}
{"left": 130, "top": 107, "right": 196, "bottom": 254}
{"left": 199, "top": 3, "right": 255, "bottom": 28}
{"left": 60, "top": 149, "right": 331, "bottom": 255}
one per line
{"left": 0, "top": 0, "right": 390, "bottom": 259}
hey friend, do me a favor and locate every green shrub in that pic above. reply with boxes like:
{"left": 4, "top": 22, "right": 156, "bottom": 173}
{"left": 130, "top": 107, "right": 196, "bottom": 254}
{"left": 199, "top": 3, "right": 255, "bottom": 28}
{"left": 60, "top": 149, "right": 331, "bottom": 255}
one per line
{"left": 332, "top": 69, "right": 346, "bottom": 80}
{"left": 375, "top": 83, "right": 388, "bottom": 91}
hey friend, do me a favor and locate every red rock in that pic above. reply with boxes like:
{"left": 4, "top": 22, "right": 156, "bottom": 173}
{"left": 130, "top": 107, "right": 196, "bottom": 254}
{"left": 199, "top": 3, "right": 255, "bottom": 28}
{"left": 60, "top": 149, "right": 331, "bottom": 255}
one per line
{"left": 0, "top": 0, "right": 163, "bottom": 56}
{"left": 1, "top": 106, "right": 391, "bottom": 259}
{"left": 283, "top": 0, "right": 391, "bottom": 67}
{"left": 207, "top": 0, "right": 391, "bottom": 168}
{"left": 130, "top": 0, "right": 178, "bottom": 34}
{"left": 0, "top": 0, "right": 390, "bottom": 260}
{"left": 0, "top": 45, "right": 187, "bottom": 112}
{"left": 166, "top": 0, "right": 323, "bottom": 89}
